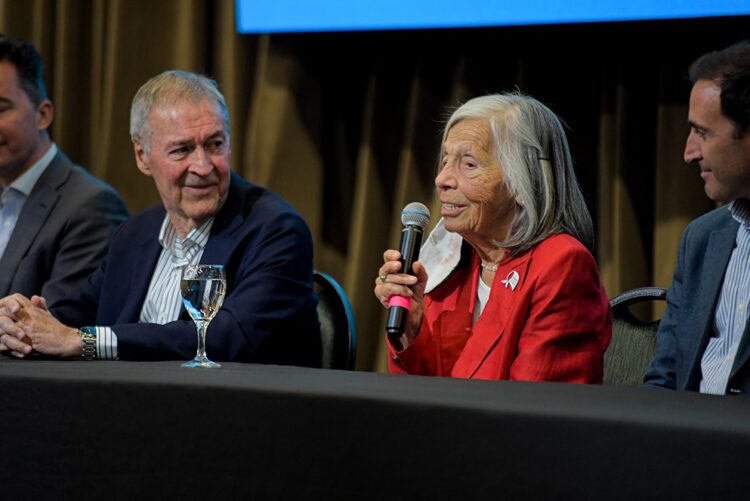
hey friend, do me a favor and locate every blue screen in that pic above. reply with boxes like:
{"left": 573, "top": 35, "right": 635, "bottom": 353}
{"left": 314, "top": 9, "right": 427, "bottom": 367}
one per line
{"left": 236, "top": 0, "right": 750, "bottom": 34}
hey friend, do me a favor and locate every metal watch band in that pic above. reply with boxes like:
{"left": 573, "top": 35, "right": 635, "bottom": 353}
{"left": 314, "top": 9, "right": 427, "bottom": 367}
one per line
{"left": 78, "top": 327, "right": 97, "bottom": 361}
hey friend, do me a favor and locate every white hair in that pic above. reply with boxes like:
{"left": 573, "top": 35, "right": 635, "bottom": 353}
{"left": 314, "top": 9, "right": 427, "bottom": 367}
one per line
{"left": 130, "top": 70, "right": 230, "bottom": 153}
{"left": 442, "top": 93, "right": 594, "bottom": 255}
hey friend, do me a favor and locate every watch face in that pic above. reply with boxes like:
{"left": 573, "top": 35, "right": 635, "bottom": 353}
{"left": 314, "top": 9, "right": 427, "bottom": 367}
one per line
{"left": 80, "top": 326, "right": 97, "bottom": 336}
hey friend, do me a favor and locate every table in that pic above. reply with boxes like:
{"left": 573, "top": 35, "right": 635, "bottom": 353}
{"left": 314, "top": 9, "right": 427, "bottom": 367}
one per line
{"left": 2, "top": 358, "right": 750, "bottom": 500}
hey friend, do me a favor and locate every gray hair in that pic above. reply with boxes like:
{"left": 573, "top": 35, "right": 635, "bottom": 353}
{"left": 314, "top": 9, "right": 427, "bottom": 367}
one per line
{"left": 442, "top": 93, "right": 594, "bottom": 255}
{"left": 130, "top": 70, "right": 230, "bottom": 152}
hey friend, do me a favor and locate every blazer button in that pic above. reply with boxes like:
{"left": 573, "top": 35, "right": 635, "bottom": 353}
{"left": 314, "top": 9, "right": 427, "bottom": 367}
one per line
{"left": 728, "top": 388, "right": 745, "bottom": 395}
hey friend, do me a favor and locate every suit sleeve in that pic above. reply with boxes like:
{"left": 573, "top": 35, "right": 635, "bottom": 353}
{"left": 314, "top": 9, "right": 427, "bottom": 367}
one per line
{"left": 49, "top": 241, "right": 111, "bottom": 328}
{"left": 111, "top": 210, "right": 321, "bottom": 367}
{"left": 643, "top": 227, "right": 688, "bottom": 389}
{"left": 40, "top": 186, "right": 128, "bottom": 305}
{"left": 509, "top": 246, "right": 612, "bottom": 383}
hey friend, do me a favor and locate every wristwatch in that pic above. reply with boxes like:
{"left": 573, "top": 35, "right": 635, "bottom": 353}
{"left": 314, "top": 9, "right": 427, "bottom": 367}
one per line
{"left": 78, "top": 327, "right": 97, "bottom": 361}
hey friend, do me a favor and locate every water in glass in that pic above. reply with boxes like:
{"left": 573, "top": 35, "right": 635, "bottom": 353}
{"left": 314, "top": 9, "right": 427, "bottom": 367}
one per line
{"left": 180, "top": 264, "right": 226, "bottom": 368}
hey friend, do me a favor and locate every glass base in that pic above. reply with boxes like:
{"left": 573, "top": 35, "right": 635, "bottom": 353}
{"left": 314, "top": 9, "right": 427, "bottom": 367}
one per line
{"left": 181, "top": 356, "right": 221, "bottom": 369}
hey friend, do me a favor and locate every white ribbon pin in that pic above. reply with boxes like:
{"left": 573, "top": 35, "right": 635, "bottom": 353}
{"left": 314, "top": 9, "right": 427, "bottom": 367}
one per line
{"left": 501, "top": 270, "right": 520, "bottom": 291}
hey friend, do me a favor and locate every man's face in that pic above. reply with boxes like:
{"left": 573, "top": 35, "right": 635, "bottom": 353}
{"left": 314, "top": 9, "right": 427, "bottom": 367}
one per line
{"left": 684, "top": 79, "right": 750, "bottom": 202}
{"left": 0, "top": 60, "right": 52, "bottom": 187}
{"left": 134, "top": 97, "right": 231, "bottom": 236}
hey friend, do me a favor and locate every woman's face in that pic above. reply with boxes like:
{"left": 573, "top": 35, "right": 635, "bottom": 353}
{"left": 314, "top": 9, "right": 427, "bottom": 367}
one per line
{"left": 435, "top": 118, "right": 517, "bottom": 244}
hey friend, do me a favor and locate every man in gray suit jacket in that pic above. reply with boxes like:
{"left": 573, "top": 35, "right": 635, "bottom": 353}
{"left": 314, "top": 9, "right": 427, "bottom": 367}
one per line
{"left": 645, "top": 40, "right": 750, "bottom": 395}
{"left": 0, "top": 35, "right": 127, "bottom": 305}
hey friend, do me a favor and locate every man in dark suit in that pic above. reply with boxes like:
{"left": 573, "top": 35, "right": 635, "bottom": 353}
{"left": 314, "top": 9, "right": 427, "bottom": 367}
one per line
{"left": 0, "top": 34, "right": 127, "bottom": 304}
{"left": 645, "top": 40, "right": 750, "bottom": 394}
{"left": 0, "top": 70, "right": 321, "bottom": 367}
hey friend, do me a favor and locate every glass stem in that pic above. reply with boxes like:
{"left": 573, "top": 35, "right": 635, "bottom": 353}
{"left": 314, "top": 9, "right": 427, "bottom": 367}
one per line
{"left": 195, "top": 320, "right": 207, "bottom": 360}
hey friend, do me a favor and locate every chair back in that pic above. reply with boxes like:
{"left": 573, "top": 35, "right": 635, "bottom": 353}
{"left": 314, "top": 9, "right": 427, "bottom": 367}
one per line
{"left": 604, "top": 287, "right": 667, "bottom": 386}
{"left": 314, "top": 270, "right": 357, "bottom": 370}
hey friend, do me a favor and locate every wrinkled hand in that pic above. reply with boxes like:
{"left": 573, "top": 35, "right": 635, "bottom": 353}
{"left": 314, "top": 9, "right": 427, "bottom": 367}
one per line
{"left": 30, "top": 295, "right": 49, "bottom": 311}
{"left": 0, "top": 294, "right": 80, "bottom": 359}
{"left": 0, "top": 295, "right": 33, "bottom": 357}
{"left": 373, "top": 249, "right": 429, "bottom": 346}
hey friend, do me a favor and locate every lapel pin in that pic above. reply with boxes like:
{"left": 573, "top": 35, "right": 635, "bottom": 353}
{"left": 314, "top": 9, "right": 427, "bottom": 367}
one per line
{"left": 501, "top": 270, "right": 520, "bottom": 291}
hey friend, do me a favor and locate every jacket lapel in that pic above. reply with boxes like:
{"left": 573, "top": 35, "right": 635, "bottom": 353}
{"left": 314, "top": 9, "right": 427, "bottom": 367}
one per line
{"left": 199, "top": 214, "right": 243, "bottom": 267}
{"left": 199, "top": 178, "right": 245, "bottom": 269}
{"left": 116, "top": 220, "right": 163, "bottom": 323}
{"left": 683, "top": 223, "right": 738, "bottom": 389}
{"left": 453, "top": 251, "right": 532, "bottom": 378}
{"left": 0, "top": 154, "right": 68, "bottom": 296}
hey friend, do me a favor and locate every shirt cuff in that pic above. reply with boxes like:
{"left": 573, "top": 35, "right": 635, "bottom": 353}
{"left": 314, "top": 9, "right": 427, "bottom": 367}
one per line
{"left": 94, "top": 326, "right": 118, "bottom": 360}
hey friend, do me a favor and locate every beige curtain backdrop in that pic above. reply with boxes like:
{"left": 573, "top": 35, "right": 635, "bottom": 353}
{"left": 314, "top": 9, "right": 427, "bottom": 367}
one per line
{"left": 1, "top": 0, "right": 744, "bottom": 371}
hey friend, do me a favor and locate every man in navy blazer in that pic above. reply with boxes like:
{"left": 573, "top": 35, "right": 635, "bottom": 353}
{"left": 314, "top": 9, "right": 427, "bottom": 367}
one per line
{"left": 0, "top": 35, "right": 127, "bottom": 304}
{"left": 0, "top": 70, "right": 321, "bottom": 367}
{"left": 645, "top": 41, "right": 750, "bottom": 394}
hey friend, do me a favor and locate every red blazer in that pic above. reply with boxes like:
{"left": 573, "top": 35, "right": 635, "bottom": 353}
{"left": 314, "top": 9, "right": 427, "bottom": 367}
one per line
{"left": 388, "top": 233, "right": 612, "bottom": 383}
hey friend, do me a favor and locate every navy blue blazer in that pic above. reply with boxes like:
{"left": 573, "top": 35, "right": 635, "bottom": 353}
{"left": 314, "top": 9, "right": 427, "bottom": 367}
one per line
{"left": 50, "top": 173, "right": 321, "bottom": 367}
{"left": 644, "top": 206, "right": 750, "bottom": 393}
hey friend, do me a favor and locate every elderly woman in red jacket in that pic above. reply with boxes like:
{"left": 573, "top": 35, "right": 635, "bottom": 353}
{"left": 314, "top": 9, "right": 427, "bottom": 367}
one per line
{"left": 374, "top": 93, "right": 611, "bottom": 383}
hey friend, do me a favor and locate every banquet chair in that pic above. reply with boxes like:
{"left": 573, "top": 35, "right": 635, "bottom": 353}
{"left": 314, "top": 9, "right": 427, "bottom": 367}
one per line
{"left": 314, "top": 270, "right": 357, "bottom": 370}
{"left": 604, "top": 287, "right": 667, "bottom": 386}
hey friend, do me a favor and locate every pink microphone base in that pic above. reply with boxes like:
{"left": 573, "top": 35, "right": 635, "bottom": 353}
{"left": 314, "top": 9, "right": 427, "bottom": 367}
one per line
{"left": 387, "top": 295, "right": 410, "bottom": 309}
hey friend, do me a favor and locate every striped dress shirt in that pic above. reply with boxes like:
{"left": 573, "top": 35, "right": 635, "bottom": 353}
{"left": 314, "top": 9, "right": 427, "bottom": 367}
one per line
{"left": 700, "top": 199, "right": 750, "bottom": 395}
{"left": 94, "top": 215, "right": 214, "bottom": 359}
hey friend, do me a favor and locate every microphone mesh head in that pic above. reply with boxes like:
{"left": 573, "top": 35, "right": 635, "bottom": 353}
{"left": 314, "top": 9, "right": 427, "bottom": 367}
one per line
{"left": 401, "top": 202, "right": 431, "bottom": 229}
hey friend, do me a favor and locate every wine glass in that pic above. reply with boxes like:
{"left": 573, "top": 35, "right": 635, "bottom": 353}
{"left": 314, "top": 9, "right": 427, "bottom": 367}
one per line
{"left": 180, "top": 264, "right": 227, "bottom": 368}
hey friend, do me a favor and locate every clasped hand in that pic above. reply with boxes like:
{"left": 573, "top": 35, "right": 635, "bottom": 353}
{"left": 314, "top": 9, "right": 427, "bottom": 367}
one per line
{"left": 0, "top": 294, "right": 80, "bottom": 358}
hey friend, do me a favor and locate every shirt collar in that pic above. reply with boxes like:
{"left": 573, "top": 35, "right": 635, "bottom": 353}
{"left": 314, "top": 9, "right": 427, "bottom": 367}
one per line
{"left": 729, "top": 199, "right": 750, "bottom": 228}
{"left": 157, "top": 214, "right": 215, "bottom": 261}
{"left": 7, "top": 143, "right": 58, "bottom": 196}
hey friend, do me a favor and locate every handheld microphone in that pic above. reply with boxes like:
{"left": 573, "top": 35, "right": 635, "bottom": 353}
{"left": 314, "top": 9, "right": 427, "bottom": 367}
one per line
{"left": 386, "top": 202, "right": 431, "bottom": 350}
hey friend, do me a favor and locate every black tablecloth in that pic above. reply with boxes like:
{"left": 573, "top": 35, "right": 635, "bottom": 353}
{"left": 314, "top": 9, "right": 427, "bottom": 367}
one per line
{"left": 2, "top": 358, "right": 749, "bottom": 500}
